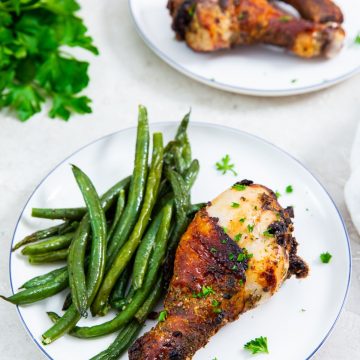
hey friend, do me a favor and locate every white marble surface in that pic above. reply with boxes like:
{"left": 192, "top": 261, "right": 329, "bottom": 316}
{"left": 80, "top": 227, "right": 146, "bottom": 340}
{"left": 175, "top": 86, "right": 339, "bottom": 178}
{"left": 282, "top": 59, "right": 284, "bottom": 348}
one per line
{"left": 0, "top": 1, "right": 359, "bottom": 359}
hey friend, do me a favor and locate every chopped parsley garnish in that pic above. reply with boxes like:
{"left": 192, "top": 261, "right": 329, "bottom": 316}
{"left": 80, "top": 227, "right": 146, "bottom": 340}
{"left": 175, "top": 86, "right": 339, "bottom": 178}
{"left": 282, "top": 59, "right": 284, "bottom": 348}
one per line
{"left": 212, "top": 299, "right": 219, "bottom": 307}
{"left": 222, "top": 226, "right": 227, "bottom": 233}
{"left": 239, "top": 279, "right": 244, "bottom": 286}
{"left": 193, "top": 285, "right": 215, "bottom": 298}
{"left": 263, "top": 230, "right": 274, "bottom": 238}
{"left": 237, "top": 251, "right": 253, "bottom": 262}
{"left": 279, "top": 15, "right": 292, "bottom": 22}
{"left": 239, "top": 217, "right": 246, "bottom": 223}
{"left": 231, "top": 202, "right": 240, "bottom": 208}
{"left": 355, "top": 33, "right": 360, "bottom": 44}
{"left": 229, "top": 253, "right": 235, "bottom": 261}
{"left": 210, "top": 247, "right": 217, "bottom": 254}
{"left": 233, "top": 184, "right": 247, "bottom": 191}
{"left": 231, "top": 265, "right": 238, "bottom": 270}
{"left": 320, "top": 252, "right": 332, "bottom": 264}
{"left": 275, "top": 191, "right": 281, "bottom": 198}
{"left": 234, "top": 233, "right": 242, "bottom": 241}
{"left": 221, "top": 239, "right": 227, "bottom": 244}
{"left": 187, "top": 3, "right": 196, "bottom": 17}
{"left": 254, "top": 205, "right": 258, "bottom": 210}
{"left": 213, "top": 308, "right": 222, "bottom": 314}
{"left": 244, "top": 336, "right": 269, "bottom": 354}
{"left": 158, "top": 310, "right": 167, "bottom": 322}
{"left": 247, "top": 224, "right": 254, "bottom": 233}
{"left": 285, "top": 185, "right": 293, "bottom": 193}
{"left": 215, "top": 155, "right": 237, "bottom": 176}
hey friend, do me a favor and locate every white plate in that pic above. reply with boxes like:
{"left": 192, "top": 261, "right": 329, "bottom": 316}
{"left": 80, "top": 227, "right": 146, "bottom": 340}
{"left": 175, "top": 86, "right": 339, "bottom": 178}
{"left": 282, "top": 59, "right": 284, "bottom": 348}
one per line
{"left": 9, "top": 122, "right": 350, "bottom": 360}
{"left": 129, "top": 0, "right": 360, "bottom": 96}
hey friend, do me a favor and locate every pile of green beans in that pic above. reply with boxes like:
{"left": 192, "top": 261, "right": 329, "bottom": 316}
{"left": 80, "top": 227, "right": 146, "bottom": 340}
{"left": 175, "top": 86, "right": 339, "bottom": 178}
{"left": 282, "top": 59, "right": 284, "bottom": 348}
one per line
{"left": 2, "top": 105, "right": 203, "bottom": 359}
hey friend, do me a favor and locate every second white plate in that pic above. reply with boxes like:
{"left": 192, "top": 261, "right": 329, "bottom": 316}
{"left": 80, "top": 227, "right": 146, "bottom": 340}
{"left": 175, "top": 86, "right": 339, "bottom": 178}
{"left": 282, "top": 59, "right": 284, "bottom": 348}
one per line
{"left": 129, "top": 0, "right": 360, "bottom": 96}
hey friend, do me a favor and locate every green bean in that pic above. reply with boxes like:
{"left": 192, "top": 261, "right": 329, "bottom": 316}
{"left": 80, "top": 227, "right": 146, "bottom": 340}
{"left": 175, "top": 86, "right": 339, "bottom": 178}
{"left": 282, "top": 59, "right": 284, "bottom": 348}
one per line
{"left": 41, "top": 177, "right": 130, "bottom": 344}
{"left": 110, "top": 261, "right": 133, "bottom": 304}
{"left": 42, "top": 305, "right": 81, "bottom": 344}
{"left": 135, "top": 274, "right": 164, "bottom": 323}
{"left": 62, "top": 292, "right": 72, "bottom": 311}
{"left": 107, "top": 189, "right": 125, "bottom": 242}
{"left": 28, "top": 249, "right": 69, "bottom": 264}
{"left": 183, "top": 159, "right": 199, "bottom": 189}
{"left": 132, "top": 208, "right": 163, "bottom": 290}
{"left": 21, "top": 233, "right": 73, "bottom": 255}
{"left": 92, "top": 132, "right": 163, "bottom": 316}
{"left": 187, "top": 202, "right": 206, "bottom": 217}
{"left": 106, "top": 106, "right": 150, "bottom": 268}
{"left": 68, "top": 203, "right": 172, "bottom": 338}
{"left": 70, "top": 165, "right": 107, "bottom": 317}
{"left": 31, "top": 208, "right": 86, "bottom": 221}
{"left": 0, "top": 270, "right": 68, "bottom": 305}
{"left": 112, "top": 286, "right": 136, "bottom": 311}
{"left": 90, "top": 320, "right": 142, "bottom": 360}
{"left": 12, "top": 221, "right": 78, "bottom": 252}
{"left": 68, "top": 216, "right": 90, "bottom": 317}
{"left": 19, "top": 266, "right": 67, "bottom": 289}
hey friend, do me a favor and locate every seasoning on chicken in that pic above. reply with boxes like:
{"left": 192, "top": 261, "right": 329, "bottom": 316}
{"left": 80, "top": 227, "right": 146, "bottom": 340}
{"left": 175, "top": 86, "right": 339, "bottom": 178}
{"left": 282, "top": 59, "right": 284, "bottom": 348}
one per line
{"left": 168, "top": 0, "right": 345, "bottom": 58}
{"left": 129, "top": 180, "right": 308, "bottom": 360}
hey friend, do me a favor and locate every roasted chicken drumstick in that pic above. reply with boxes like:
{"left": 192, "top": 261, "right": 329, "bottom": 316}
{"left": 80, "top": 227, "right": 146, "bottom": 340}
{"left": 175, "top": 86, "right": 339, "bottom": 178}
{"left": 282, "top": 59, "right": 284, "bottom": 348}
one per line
{"left": 168, "top": 0, "right": 345, "bottom": 58}
{"left": 129, "top": 180, "right": 309, "bottom": 359}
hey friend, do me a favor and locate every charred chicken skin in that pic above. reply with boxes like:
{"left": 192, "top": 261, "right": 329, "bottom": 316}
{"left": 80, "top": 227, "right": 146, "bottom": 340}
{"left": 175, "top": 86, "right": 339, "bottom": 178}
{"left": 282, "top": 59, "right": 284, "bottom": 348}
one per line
{"left": 168, "top": 0, "right": 345, "bottom": 58}
{"left": 129, "top": 180, "right": 309, "bottom": 360}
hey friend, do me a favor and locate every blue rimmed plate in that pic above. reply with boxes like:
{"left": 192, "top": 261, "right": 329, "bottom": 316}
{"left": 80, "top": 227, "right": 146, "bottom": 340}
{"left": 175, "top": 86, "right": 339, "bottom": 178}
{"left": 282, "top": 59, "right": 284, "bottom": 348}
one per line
{"left": 9, "top": 122, "right": 351, "bottom": 359}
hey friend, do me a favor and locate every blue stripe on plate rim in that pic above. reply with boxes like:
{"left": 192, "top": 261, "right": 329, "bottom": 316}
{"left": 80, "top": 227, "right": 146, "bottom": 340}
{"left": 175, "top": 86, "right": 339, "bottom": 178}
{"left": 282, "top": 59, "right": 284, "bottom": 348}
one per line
{"left": 8, "top": 122, "right": 352, "bottom": 360}
{"left": 128, "top": 0, "right": 360, "bottom": 97}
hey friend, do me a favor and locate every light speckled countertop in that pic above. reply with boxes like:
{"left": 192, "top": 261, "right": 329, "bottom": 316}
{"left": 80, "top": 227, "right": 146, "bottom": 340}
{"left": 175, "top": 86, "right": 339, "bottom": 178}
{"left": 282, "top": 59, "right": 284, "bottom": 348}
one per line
{"left": 0, "top": 1, "right": 359, "bottom": 359}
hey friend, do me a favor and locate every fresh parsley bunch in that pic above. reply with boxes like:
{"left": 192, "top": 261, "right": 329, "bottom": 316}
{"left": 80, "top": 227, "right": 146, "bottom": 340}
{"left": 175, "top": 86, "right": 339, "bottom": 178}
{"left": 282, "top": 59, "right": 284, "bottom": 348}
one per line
{"left": 0, "top": 0, "right": 98, "bottom": 121}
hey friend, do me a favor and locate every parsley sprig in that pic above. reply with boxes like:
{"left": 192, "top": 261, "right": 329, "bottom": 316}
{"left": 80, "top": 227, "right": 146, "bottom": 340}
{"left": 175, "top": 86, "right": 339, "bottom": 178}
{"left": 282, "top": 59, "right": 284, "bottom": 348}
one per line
{"left": 192, "top": 285, "right": 215, "bottom": 298}
{"left": 320, "top": 252, "right": 332, "bottom": 264}
{"left": 0, "top": 0, "right": 98, "bottom": 121}
{"left": 216, "top": 155, "right": 237, "bottom": 176}
{"left": 244, "top": 336, "right": 269, "bottom": 354}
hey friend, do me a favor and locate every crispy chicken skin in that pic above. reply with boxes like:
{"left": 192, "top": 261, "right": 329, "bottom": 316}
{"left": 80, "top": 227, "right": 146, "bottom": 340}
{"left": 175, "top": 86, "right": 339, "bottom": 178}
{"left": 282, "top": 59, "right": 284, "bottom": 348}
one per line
{"left": 129, "top": 180, "right": 308, "bottom": 360}
{"left": 168, "top": 0, "right": 345, "bottom": 58}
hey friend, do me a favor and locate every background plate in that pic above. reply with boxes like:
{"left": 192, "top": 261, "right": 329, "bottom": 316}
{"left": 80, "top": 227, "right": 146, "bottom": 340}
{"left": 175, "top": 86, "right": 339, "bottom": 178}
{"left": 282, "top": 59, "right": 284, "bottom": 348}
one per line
{"left": 10, "top": 123, "right": 350, "bottom": 359}
{"left": 129, "top": 0, "right": 360, "bottom": 96}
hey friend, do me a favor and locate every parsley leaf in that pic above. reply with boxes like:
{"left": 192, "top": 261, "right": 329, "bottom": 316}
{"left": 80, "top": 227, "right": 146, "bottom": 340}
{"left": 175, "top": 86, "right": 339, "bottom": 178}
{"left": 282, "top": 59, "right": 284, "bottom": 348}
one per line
{"left": 193, "top": 285, "right": 215, "bottom": 298}
{"left": 320, "top": 252, "right": 332, "bottom": 264}
{"left": 215, "top": 155, "right": 237, "bottom": 176}
{"left": 233, "top": 184, "right": 247, "bottom": 191}
{"left": 275, "top": 191, "right": 281, "bottom": 198}
{"left": 0, "top": 0, "right": 98, "bottom": 121}
{"left": 244, "top": 336, "right": 269, "bottom": 354}
{"left": 158, "top": 310, "right": 167, "bottom": 322}
{"left": 355, "top": 33, "right": 360, "bottom": 45}
{"left": 285, "top": 185, "right": 293, "bottom": 193}
{"left": 247, "top": 224, "right": 254, "bottom": 233}
{"left": 231, "top": 202, "right": 240, "bottom": 208}
{"left": 263, "top": 229, "right": 274, "bottom": 238}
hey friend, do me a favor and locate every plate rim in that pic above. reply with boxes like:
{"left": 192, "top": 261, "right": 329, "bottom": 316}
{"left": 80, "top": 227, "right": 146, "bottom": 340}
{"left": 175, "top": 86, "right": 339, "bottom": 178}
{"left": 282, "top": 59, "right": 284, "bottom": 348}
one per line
{"left": 128, "top": 0, "right": 360, "bottom": 97}
{"left": 8, "top": 121, "right": 352, "bottom": 360}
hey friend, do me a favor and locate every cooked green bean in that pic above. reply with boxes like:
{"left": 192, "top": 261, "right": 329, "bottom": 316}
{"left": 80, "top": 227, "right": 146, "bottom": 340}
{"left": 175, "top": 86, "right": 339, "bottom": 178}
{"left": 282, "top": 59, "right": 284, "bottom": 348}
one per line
{"left": 42, "top": 305, "right": 81, "bottom": 344}
{"left": 41, "top": 177, "right": 130, "bottom": 344}
{"left": 110, "top": 261, "right": 133, "bottom": 305}
{"left": 32, "top": 208, "right": 86, "bottom": 221}
{"left": 92, "top": 132, "right": 163, "bottom": 316}
{"left": 62, "top": 292, "right": 72, "bottom": 311}
{"left": 21, "top": 233, "right": 73, "bottom": 255}
{"left": 28, "top": 249, "right": 69, "bottom": 264}
{"left": 132, "top": 208, "right": 163, "bottom": 290}
{"left": 19, "top": 266, "right": 67, "bottom": 289}
{"left": 0, "top": 270, "right": 68, "bottom": 305}
{"left": 90, "top": 320, "right": 142, "bottom": 360}
{"left": 183, "top": 159, "right": 199, "bottom": 189}
{"left": 135, "top": 274, "right": 164, "bottom": 323}
{"left": 68, "top": 216, "right": 91, "bottom": 317}
{"left": 67, "top": 203, "right": 172, "bottom": 338}
{"left": 12, "top": 221, "right": 78, "bottom": 252}
{"left": 70, "top": 165, "right": 107, "bottom": 317}
{"left": 187, "top": 202, "right": 206, "bottom": 217}
{"left": 106, "top": 106, "right": 150, "bottom": 268}
{"left": 107, "top": 189, "right": 125, "bottom": 242}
